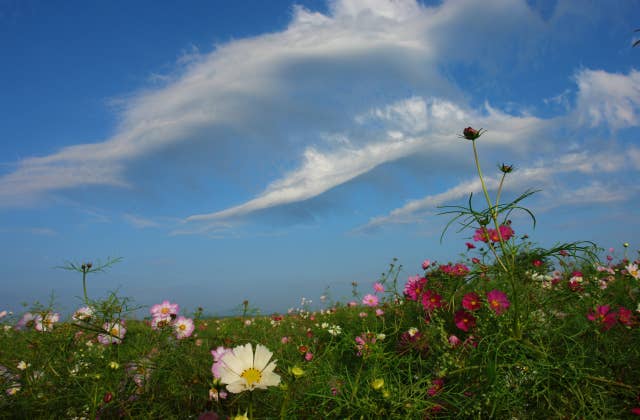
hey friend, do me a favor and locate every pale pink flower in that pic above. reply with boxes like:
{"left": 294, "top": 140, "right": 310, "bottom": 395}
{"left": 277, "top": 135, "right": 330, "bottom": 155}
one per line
{"left": 304, "top": 352, "right": 314, "bottom": 361}
{"left": 281, "top": 336, "right": 290, "bottom": 344}
{"left": 211, "top": 346, "right": 232, "bottom": 379}
{"left": 34, "top": 312, "right": 60, "bottom": 332}
{"left": 362, "top": 294, "right": 379, "bottom": 307}
{"left": 15, "top": 312, "right": 36, "bottom": 330}
{"left": 150, "top": 300, "right": 179, "bottom": 319}
{"left": 174, "top": 316, "right": 195, "bottom": 339}
{"left": 98, "top": 321, "right": 126, "bottom": 345}
{"left": 422, "top": 259, "right": 431, "bottom": 270}
{"left": 375, "top": 309, "right": 384, "bottom": 317}
{"left": 373, "top": 282, "right": 384, "bottom": 293}
{"left": 359, "top": 312, "right": 368, "bottom": 318}
{"left": 348, "top": 301, "right": 358, "bottom": 307}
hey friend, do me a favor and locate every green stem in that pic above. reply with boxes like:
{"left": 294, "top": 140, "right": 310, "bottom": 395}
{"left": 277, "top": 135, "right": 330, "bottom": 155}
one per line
{"left": 82, "top": 268, "right": 89, "bottom": 305}
{"left": 249, "top": 391, "right": 254, "bottom": 420}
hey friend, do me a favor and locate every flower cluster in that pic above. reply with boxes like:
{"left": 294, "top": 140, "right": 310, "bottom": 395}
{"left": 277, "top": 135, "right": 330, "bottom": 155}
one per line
{"left": 473, "top": 224, "right": 514, "bottom": 243}
{"left": 149, "top": 300, "right": 194, "bottom": 340}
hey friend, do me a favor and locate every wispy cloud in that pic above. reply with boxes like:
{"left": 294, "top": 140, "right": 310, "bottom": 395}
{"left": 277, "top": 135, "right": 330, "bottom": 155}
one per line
{"left": 122, "top": 213, "right": 160, "bottom": 229}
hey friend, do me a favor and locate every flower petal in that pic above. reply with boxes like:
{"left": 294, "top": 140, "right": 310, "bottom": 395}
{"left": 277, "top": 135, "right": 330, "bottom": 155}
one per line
{"left": 253, "top": 344, "right": 273, "bottom": 371}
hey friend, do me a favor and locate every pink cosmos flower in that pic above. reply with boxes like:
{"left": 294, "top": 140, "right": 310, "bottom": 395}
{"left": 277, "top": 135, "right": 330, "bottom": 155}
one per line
{"left": 359, "top": 312, "right": 368, "bottom": 318}
{"left": 347, "top": 301, "right": 358, "bottom": 307}
{"left": 174, "top": 316, "right": 195, "bottom": 339}
{"left": 498, "top": 224, "right": 514, "bottom": 241}
{"left": 150, "top": 300, "right": 179, "bottom": 320}
{"left": 421, "top": 290, "right": 443, "bottom": 311}
{"left": 462, "top": 292, "right": 482, "bottom": 311}
{"left": 421, "top": 259, "right": 431, "bottom": 270}
{"left": 362, "top": 294, "right": 379, "bottom": 307}
{"left": 454, "top": 310, "right": 476, "bottom": 332}
{"left": 486, "top": 290, "right": 510, "bottom": 315}
{"left": 404, "top": 275, "right": 427, "bottom": 301}
{"left": 98, "top": 321, "right": 126, "bottom": 345}
{"left": 375, "top": 308, "right": 385, "bottom": 317}
{"left": 373, "top": 282, "right": 384, "bottom": 293}
{"left": 281, "top": 336, "right": 290, "bottom": 344}
{"left": 304, "top": 352, "right": 314, "bottom": 361}
{"left": 587, "top": 305, "right": 618, "bottom": 331}
{"left": 452, "top": 263, "right": 470, "bottom": 276}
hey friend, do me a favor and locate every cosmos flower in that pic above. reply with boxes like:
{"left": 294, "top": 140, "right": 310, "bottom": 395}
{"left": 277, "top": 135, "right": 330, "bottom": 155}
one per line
{"left": 98, "top": 321, "right": 126, "bottom": 345}
{"left": 454, "top": 310, "right": 476, "bottom": 332}
{"left": 486, "top": 290, "right": 510, "bottom": 315}
{"left": 150, "top": 300, "right": 179, "bottom": 320}
{"left": 217, "top": 343, "right": 281, "bottom": 393}
{"left": 34, "top": 312, "right": 60, "bottom": 332}
{"left": 462, "top": 292, "right": 482, "bottom": 311}
{"left": 362, "top": 294, "right": 379, "bottom": 307}
{"left": 174, "top": 316, "right": 195, "bottom": 339}
{"left": 404, "top": 275, "right": 427, "bottom": 301}
{"left": 72, "top": 306, "right": 94, "bottom": 323}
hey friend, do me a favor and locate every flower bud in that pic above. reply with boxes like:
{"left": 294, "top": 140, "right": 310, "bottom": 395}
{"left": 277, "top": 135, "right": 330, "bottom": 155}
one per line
{"left": 462, "top": 127, "right": 484, "bottom": 140}
{"left": 499, "top": 163, "right": 514, "bottom": 173}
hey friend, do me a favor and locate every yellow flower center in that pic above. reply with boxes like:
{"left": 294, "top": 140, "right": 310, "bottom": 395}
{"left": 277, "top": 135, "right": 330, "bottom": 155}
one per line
{"left": 179, "top": 324, "right": 186, "bottom": 331}
{"left": 490, "top": 300, "right": 500, "bottom": 308}
{"left": 161, "top": 308, "right": 169, "bottom": 314}
{"left": 110, "top": 327, "right": 119, "bottom": 336}
{"left": 241, "top": 368, "right": 262, "bottom": 386}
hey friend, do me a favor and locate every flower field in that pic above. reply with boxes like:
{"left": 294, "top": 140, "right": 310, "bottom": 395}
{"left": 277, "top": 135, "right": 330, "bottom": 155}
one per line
{"left": 1, "top": 129, "right": 639, "bottom": 419}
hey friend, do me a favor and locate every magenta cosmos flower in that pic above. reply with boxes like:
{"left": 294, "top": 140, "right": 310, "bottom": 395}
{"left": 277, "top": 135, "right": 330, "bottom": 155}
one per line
{"left": 454, "top": 310, "right": 476, "bottom": 332}
{"left": 421, "top": 290, "right": 443, "bottom": 311}
{"left": 404, "top": 275, "right": 427, "bottom": 301}
{"left": 486, "top": 290, "right": 510, "bottom": 315}
{"left": 462, "top": 292, "right": 482, "bottom": 311}
{"left": 587, "top": 305, "right": 618, "bottom": 331}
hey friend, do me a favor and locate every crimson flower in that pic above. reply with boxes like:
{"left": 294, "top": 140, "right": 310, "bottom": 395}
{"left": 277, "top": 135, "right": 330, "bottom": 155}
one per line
{"left": 421, "top": 290, "right": 443, "bottom": 311}
{"left": 454, "top": 310, "right": 476, "bottom": 332}
{"left": 587, "top": 305, "right": 618, "bottom": 331}
{"left": 462, "top": 292, "right": 482, "bottom": 311}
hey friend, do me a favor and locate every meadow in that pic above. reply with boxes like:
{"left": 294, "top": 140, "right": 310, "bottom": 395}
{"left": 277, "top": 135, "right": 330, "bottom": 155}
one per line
{"left": 1, "top": 128, "right": 639, "bottom": 419}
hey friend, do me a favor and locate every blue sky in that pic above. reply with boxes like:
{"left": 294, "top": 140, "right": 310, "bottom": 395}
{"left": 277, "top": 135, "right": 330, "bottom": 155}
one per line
{"left": 2, "top": 0, "right": 640, "bottom": 317}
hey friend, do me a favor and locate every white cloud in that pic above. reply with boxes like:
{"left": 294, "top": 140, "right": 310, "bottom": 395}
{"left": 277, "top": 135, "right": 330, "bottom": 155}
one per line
{"left": 184, "top": 95, "right": 547, "bottom": 225}
{"left": 573, "top": 69, "right": 640, "bottom": 130}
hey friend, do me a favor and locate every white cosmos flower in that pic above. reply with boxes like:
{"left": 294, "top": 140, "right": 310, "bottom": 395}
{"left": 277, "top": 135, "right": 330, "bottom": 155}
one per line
{"left": 218, "top": 343, "right": 281, "bottom": 393}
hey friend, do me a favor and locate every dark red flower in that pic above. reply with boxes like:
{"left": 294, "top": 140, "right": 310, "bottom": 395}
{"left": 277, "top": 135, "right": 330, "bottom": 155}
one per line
{"left": 454, "top": 310, "right": 476, "bottom": 332}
